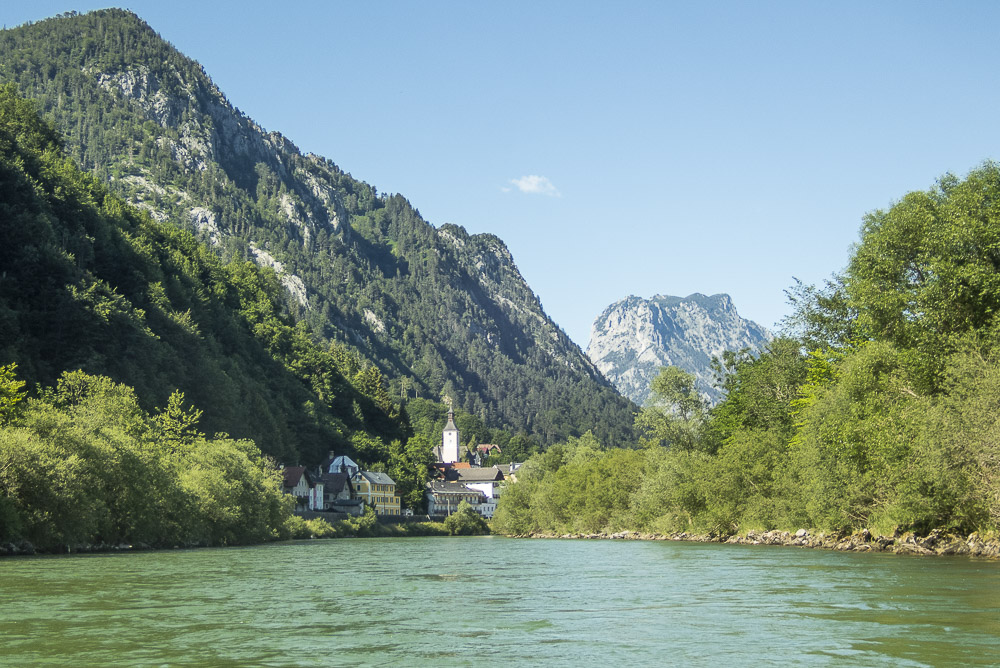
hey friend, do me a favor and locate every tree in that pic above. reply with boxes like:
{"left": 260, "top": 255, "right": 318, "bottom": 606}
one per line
{"left": 499, "top": 433, "right": 538, "bottom": 463}
{"left": 788, "top": 341, "right": 921, "bottom": 532}
{"left": 780, "top": 277, "right": 858, "bottom": 352}
{"left": 635, "top": 366, "right": 706, "bottom": 451}
{"left": 443, "top": 501, "right": 490, "bottom": 535}
{"left": 706, "top": 338, "right": 808, "bottom": 446}
{"left": 0, "top": 363, "right": 26, "bottom": 426}
{"left": 154, "top": 390, "right": 204, "bottom": 449}
{"left": 844, "top": 164, "right": 1000, "bottom": 389}
{"left": 388, "top": 434, "right": 434, "bottom": 511}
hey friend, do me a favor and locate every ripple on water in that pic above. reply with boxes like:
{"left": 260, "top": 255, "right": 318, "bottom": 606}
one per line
{"left": 1, "top": 538, "right": 998, "bottom": 666}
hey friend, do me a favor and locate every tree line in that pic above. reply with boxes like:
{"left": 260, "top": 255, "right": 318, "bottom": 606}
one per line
{"left": 494, "top": 165, "right": 1000, "bottom": 538}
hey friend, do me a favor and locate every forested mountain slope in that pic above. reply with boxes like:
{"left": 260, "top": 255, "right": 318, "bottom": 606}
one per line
{"left": 0, "top": 9, "right": 635, "bottom": 445}
{"left": 0, "top": 83, "right": 407, "bottom": 466}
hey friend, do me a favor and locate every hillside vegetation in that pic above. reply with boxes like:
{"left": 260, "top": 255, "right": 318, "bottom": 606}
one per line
{"left": 0, "top": 83, "right": 545, "bottom": 543}
{"left": 0, "top": 84, "right": 407, "bottom": 466}
{"left": 496, "top": 166, "right": 1000, "bottom": 538}
{"left": 0, "top": 9, "right": 635, "bottom": 446}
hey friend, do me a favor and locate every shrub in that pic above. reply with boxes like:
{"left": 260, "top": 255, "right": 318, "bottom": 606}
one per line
{"left": 443, "top": 501, "right": 490, "bottom": 536}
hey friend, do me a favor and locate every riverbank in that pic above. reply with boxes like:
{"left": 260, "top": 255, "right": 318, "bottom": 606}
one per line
{"left": 0, "top": 515, "right": 478, "bottom": 557}
{"left": 508, "top": 528, "right": 1000, "bottom": 559}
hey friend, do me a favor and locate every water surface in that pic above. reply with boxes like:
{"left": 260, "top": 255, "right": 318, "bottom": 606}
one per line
{"left": 1, "top": 537, "right": 998, "bottom": 666}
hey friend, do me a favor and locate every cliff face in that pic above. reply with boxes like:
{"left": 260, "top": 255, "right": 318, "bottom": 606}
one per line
{"left": 587, "top": 293, "right": 772, "bottom": 405}
{"left": 0, "top": 10, "right": 634, "bottom": 444}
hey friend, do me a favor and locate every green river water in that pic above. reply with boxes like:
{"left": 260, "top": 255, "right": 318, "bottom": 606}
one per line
{"left": 1, "top": 536, "right": 998, "bottom": 666}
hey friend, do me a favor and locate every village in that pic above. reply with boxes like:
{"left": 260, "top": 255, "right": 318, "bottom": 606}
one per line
{"left": 281, "top": 406, "right": 520, "bottom": 521}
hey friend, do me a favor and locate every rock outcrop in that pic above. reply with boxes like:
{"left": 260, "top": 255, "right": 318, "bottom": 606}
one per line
{"left": 587, "top": 293, "right": 771, "bottom": 405}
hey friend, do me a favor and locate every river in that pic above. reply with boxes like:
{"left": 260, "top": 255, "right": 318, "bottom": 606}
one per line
{"left": 1, "top": 537, "right": 998, "bottom": 666}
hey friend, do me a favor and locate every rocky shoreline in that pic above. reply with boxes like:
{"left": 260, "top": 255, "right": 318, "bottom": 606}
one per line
{"left": 513, "top": 528, "right": 1000, "bottom": 559}
{"left": 7, "top": 528, "right": 999, "bottom": 559}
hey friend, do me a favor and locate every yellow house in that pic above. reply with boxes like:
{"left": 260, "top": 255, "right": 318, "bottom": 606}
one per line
{"left": 353, "top": 470, "right": 401, "bottom": 515}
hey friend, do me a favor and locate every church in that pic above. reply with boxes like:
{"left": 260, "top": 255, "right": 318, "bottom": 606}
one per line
{"left": 433, "top": 406, "right": 461, "bottom": 464}
{"left": 427, "top": 404, "right": 506, "bottom": 518}
{"left": 439, "top": 406, "right": 460, "bottom": 464}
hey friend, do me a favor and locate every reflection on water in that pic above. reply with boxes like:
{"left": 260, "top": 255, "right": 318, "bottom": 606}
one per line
{"left": 1, "top": 537, "right": 998, "bottom": 666}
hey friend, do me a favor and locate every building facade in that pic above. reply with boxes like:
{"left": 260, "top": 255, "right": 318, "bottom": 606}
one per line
{"left": 353, "top": 470, "right": 401, "bottom": 515}
{"left": 426, "top": 480, "right": 485, "bottom": 516}
{"left": 282, "top": 466, "right": 324, "bottom": 511}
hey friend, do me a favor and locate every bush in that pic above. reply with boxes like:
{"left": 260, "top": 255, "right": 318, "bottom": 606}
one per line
{"left": 0, "top": 369, "right": 293, "bottom": 550}
{"left": 443, "top": 501, "right": 490, "bottom": 536}
{"left": 304, "top": 517, "right": 337, "bottom": 538}
{"left": 284, "top": 515, "right": 308, "bottom": 539}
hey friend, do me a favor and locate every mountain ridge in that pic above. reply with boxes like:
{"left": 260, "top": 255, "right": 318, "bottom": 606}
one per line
{"left": 587, "top": 292, "right": 772, "bottom": 405}
{"left": 0, "top": 9, "right": 634, "bottom": 445}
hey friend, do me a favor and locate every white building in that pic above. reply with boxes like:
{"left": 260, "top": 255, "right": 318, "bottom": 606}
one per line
{"left": 441, "top": 407, "right": 460, "bottom": 463}
{"left": 456, "top": 467, "right": 505, "bottom": 519}
{"left": 426, "top": 481, "right": 485, "bottom": 516}
{"left": 464, "top": 482, "right": 498, "bottom": 518}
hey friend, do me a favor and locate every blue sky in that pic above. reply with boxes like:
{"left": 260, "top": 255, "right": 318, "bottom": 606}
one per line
{"left": 8, "top": 2, "right": 1000, "bottom": 347}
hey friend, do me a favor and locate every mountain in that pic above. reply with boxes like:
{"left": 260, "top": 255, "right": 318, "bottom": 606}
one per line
{"left": 586, "top": 293, "right": 772, "bottom": 405}
{"left": 0, "top": 9, "right": 635, "bottom": 446}
{"left": 0, "top": 82, "right": 412, "bottom": 469}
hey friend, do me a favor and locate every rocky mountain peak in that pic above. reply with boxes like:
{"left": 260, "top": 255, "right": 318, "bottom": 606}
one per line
{"left": 587, "top": 293, "right": 771, "bottom": 405}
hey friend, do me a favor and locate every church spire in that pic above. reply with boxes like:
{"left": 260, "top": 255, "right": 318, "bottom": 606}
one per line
{"left": 441, "top": 400, "right": 460, "bottom": 463}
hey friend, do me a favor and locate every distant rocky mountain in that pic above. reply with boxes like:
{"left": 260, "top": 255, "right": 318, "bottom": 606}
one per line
{"left": 0, "top": 9, "right": 635, "bottom": 446}
{"left": 586, "top": 294, "right": 772, "bottom": 405}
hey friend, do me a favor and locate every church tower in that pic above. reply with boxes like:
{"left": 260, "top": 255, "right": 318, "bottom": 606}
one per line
{"left": 442, "top": 406, "right": 460, "bottom": 463}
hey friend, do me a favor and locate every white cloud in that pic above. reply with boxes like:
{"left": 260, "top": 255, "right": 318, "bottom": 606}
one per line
{"left": 508, "top": 175, "right": 561, "bottom": 197}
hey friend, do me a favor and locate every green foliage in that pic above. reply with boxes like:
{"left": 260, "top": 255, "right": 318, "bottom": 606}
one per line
{"left": 285, "top": 516, "right": 338, "bottom": 539}
{"left": 0, "top": 82, "right": 406, "bottom": 468}
{"left": 497, "top": 166, "right": 1000, "bottom": 538}
{"left": 706, "top": 338, "right": 808, "bottom": 447}
{"left": 0, "top": 363, "right": 26, "bottom": 425}
{"left": 842, "top": 164, "right": 1000, "bottom": 392}
{"left": 492, "top": 432, "right": 647, "bottom": 535}
{"left": 284, "top": 511, "right": 451, "bottom": 540}
{"left": 914, "top": 349, "right": 1000, "bottom": 531}
{"left": 341, "top": 504, "right": 380, "bottom": 537}
{"left": 387, "top": 435, "right": 434, "bottom": 510}
{"left": 0, "top": 369, "right": 292, "bottom": 550}
{"left": 780, "top": 277, "right": 858, "bottom": 352}
{"left": 0, "top": 11, "right": 636, "bottom": 448}
{"left": 443, "top": 501, "right": 490, "bottom": 536}
{"left": 635, "top": 366, "right": 707, "bottom": 451}
{"left": 154, "top": 390, "right": 204, "bottom": 448}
